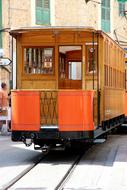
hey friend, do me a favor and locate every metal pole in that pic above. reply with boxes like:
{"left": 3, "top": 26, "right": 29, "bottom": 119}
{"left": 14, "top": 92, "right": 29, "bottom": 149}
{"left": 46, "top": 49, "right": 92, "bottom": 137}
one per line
{"left": 97, "top": 33, "right": 100, "bottom": 127}
{"left": 11, "top": 36, "right": 13, "bottom": 89}
{"left": 92, "top": 32, "right": 95, "bottom": 90}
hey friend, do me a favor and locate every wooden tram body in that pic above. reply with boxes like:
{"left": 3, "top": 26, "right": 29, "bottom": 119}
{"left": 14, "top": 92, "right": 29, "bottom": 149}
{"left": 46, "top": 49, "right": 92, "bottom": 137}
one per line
{"left": 10, "top": 27, "right": 125, "bottom": 149}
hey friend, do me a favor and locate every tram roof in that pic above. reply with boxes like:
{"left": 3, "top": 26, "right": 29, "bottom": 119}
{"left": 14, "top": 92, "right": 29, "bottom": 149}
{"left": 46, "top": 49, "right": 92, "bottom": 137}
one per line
{"left": 10, "top": 26, "right": 97, "bottom": 35}
{"left": 9, "top": 26, "right": 125, "bottom": 51}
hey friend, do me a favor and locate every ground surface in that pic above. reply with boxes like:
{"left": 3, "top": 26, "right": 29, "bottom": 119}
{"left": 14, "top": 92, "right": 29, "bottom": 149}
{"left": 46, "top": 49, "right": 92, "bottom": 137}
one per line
{"left": 0, "top": 134, "right": 127, "bottom": 190}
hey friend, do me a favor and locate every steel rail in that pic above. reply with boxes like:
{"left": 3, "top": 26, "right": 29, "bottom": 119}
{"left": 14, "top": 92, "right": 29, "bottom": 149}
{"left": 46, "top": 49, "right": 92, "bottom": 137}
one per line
{"left": 2, "top": 154, "right": 46, "bottom": 190}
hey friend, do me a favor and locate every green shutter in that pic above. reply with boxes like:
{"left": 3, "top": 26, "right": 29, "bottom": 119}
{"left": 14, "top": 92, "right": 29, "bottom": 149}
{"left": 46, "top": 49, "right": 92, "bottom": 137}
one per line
{"left": 119, "top": 2, "right": 125, "bottom": 16}
{"left": 118, "top": 0, "right": 127, "bottom": 2}
{"left": 101, "top": 0, "right": 110, "bottom": 33}
{"left": 0, "top": 0, "right": 2, "bottom": 48}
{"left": 36, "top": 0, "right": 50, "bottom": 25}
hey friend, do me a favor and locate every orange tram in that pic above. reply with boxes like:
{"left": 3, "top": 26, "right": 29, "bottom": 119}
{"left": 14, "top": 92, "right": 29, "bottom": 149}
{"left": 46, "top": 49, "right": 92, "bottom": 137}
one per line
{"left": 10, "top": 27, "right": 126, "bottom": 150}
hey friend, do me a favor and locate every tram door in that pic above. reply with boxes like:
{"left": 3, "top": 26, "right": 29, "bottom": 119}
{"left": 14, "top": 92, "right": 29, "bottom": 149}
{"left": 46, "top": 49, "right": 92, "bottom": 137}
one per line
{"left": 58, "top": 46, "right": 82, "bottom": 89}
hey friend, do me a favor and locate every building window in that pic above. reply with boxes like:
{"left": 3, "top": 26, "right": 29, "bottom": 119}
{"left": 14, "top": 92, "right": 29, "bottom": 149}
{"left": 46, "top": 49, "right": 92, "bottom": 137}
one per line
{"left": 24, "top": 47, "right": 54, "bottom": 74}
{"left": 101, "top": 0, "right": 110, "bottom": 33}
{"left": 36, "top": 0, "right": 50, "bottom": 25}
{"left": 0, "top": 0, "right": 2, "bottom": 48}
{"left": 119, "top": 2, "right": 125, "bottom": 16}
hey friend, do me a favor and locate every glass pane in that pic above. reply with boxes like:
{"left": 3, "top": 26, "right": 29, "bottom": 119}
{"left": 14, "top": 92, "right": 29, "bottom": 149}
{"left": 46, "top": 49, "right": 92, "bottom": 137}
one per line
{"left": 69, "top": 62, "right": 81, "bottom": 80}
{"left": 24, "top": 47, "right": 53, "bottom": 74}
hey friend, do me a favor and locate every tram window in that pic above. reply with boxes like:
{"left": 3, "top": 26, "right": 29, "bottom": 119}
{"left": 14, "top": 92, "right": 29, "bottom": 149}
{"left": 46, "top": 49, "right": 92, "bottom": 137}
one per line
{"left": 24, "top": 47, "right": 54, "bottom": 74}
{"left": 86, "top": 46, "right": 97, "bottom": 74}
{"left": 59, "top": 46, "right": 82, "bottom": 80}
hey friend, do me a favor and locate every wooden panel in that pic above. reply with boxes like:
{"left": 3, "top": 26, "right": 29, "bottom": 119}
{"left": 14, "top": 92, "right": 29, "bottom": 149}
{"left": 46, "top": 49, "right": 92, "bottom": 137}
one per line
{"left": 77, "top": 32, "right": 96, "bottom": 43}
{"left": 104, "top": 88, "right": 125, "bottom": 120}
{"left": 57, "top": 32, "right": 75, "bottom": 43}
{"left": 21, "top": 80, "right": 57, "bottom": 89}
{"left": 66, "top": 50, "right": 82, "bottom": 61}
{"left": 59, "top": 80, "right": 82, "bottom": 89}
{"left": 21, "top": 34, "right": 55, "bottom": 44}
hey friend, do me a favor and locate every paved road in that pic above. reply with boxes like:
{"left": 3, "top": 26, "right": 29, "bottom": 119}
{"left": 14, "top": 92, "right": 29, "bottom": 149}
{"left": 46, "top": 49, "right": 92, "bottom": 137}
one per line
{"left": 64, "top": 135, "right": 127, "bottom": 190}
{"left": 0, "top": 135, "right": 41, "bottom": 190}
{"left": 0, "top": 135, "right": 79, "bottom": 190}
{"left": 1, "top": 134, "right": 127, "bottom": 190}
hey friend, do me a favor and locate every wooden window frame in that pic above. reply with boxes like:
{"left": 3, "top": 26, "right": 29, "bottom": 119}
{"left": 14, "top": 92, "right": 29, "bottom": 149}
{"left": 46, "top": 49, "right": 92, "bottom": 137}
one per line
{"left": 58, "top": 45, "right": 82, "bottom": 80}
{"left": 22, "top": 46, "right": 55, "bottom": 80}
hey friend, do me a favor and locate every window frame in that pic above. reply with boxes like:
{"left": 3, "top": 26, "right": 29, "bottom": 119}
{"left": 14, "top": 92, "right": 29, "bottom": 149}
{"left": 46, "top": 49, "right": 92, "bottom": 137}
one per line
{"left": 22, "top": 46, "right": 55, "bottom": 79}
{"left": 58, "top": 45, "right": 82, "bottom": 80}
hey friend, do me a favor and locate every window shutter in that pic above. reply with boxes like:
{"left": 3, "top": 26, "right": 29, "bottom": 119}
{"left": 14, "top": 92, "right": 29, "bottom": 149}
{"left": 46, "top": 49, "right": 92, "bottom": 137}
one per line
{"left": 0, "top": 0, "right": 2, "bottom": 48}
{"left": 101, "top": 0, "right": 110, "bottom": 33}
{"left": 36, "top": 0, "right": 50, "bottom": 25}
{"left": 119, "top": 2, "right": 125, "bottom": 16}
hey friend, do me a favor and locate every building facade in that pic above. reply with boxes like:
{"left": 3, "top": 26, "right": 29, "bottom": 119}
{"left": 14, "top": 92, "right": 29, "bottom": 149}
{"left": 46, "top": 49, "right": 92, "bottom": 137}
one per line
{"left": 0, "top": 0, "right": 31, "bottom": 88}
{"left": 0, "top": 0, "right": 127, "bottom": 88}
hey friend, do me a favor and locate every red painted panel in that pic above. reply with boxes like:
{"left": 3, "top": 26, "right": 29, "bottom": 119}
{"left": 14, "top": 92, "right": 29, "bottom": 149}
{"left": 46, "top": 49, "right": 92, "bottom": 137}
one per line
{"left": 58, "top": 90, "right": 94, "bottom": 131}
{"left": 125, "top": 93, "right": 127, "bottom": 116}
{"left": 11, "top": 91, "right": 40, "bottom": 131}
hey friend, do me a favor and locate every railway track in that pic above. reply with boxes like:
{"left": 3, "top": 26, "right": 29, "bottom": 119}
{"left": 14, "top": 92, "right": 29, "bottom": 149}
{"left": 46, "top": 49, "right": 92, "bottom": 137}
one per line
{"left": 2, "top": 154, "right": 45, "bottom": 190}
{"left": 3, "top": 134, "right": 127, "bottom": 190}
{"left": 55, "top": 152, "right": 84, "bottom": 190}
{"left": 3, "top": 146, "right": 89, "bottom": 190}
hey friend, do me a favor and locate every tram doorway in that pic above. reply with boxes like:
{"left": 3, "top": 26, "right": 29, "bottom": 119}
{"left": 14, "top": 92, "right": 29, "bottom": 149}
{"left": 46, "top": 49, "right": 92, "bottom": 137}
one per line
{"left": 58, "top": 46, "right": 82, "bottom": 89}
